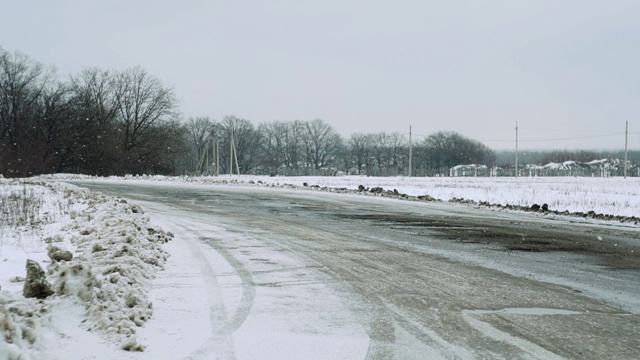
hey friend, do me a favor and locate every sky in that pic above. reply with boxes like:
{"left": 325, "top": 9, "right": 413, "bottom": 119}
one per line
{"left": 0, "top": 0, "right": 638, "bottom": 150}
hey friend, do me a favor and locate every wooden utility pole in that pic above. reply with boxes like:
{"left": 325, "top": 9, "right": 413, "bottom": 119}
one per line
{"left": 205, "top": 140, "right": 209, "bottom": 175}
{"left": 232, "top": 137, "right": 240, "bottom": 175}
{"left": 624, "top": 121, "right": 628, "bottom": 178}
{"left": 408, "top": 125, "right": 412, "bottom": 177}
{"left": 515, "top": 121, "right": 519, "bottom": 177}
{"left": 215, "top": 136, "right": 219, "bottom": 176}
{"left": 208, "top": 127, "right": 219, "bottom": 176}
{"left": 229, "top": 130, "right": 234, "bottom": 175}
{"left": 228, "top": 122, "right": 240, "bottom": 175}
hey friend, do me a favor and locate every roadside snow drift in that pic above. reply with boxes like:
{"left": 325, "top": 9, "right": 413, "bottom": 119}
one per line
{"left": 0, "top": 180, "right": 172, "bottom": 359}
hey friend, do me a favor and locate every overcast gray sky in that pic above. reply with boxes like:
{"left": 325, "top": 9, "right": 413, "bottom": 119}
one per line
{"left": 1, "top": 0, "right": 638, "bottom": 150}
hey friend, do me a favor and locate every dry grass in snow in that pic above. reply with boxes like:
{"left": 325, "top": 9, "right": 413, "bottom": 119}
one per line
{"left": 0, "top": 179, "right": 173, "bottom": 359}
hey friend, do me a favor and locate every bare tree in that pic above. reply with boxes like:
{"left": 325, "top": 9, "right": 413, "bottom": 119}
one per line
{"left": 369, "top": 132, "right": 388, "bottom": 176}
{"left": 388, "top": 132, "right": 408, "bottom": 175}
{"left": 334, "top": 141, "right": 355, "bottom": 175}
{"left": 182, "top": 116, "right": 215, "bottom": 173}
{"left": 66, "top": 68, "right": 119, "bottom": 175}
{"left": 219, "top": 116, "right": 263, "bottom": 174}
{"left": 282, "top": 120, "right": 304, "bottom": 174}
{"left": 260, "top": 120, "right": 288, "bottom": 175}
{"left": 34, "top": 80, "right": 74, "bottom": 173}
{"left": 421, "top": 131, "right": 495, "bottom": 175}
{"left": 350, "top": 133, "right": 372, "bottom": 175}
{"left": 0, "top": 48, "right": 56, "bottom": 176}
{"left": 113, "top": 66, "right": 177, "bottom": 174}
{"left": 302, "top": 119, "right": 341, "bottom": 172}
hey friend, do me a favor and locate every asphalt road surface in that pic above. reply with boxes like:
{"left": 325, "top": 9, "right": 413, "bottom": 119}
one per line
{"left": 73, "top": 181, "right": 640, "bottom": 359}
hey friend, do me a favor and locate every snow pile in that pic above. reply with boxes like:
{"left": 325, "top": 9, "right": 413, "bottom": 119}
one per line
{"left": 0, "top": 292, "right": 49, "bottom": 359}
{"left": 52, "top": 196, "right": 173, "bottom": 350}
{"left": 0, "top": 180, "right": 173, "bottom": 359}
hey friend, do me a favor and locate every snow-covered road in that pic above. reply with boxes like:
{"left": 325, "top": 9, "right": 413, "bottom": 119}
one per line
{"left": 136, "top": 202, "right": 370, "bottom": 360}
{"left": 71, "top": 180, "right": 640, "bottom": 359}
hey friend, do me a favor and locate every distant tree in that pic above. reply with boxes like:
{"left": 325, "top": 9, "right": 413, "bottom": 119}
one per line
{"left": 181, "top": 116, "right": 215, "bottom": 173}
{"left": 539, "top": 150, "right": 599, "bottom": 164}
{"left": 142, "top": 118, "right": 186, "bottom": 174}
{"left": 421, "top": 131, "right": 495, "bottom": 174}
{"left": 33, "top": 80, "right": 74, "bottom": 174}
{"left": 112, "top": 66, "right": 178, "bottom": 174}
{"left": 302, "top": 119, "right": 341, "bottom": 171}
{"left": 388, "top": 132, "right": 408, "bottom": 175}
{"left": 367, "top": 132, "right": 408, "bottom": 176}
{"left": 259, "top": 120, "right": 288, "bottom": 175}
{"left": 66, "top": 68, "right": 119, "bottom": 175}
{"left": 218, "top": 116, "right": 263, "bottom": 174}
{"left": 0, "top": 49, "right": 55, "bottom": 176}
{"left": 282, "top": 120, "right": 304, "bottom": 174}
{"left": 370, "top": 132, "right": 389, "bottom": 176}
{"left": 349, "top": 133, "right": 372, "bottom": 175}
{"left": 334, "top": 141, "right": 355, "bottom": 175}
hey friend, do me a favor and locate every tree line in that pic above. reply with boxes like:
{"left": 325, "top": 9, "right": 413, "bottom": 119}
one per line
{"left": 1, "top": 48, "right": 181, "bottom": 177}
{"left": 176, "top": 116, "right": 496, "bottom": 177}
{"left": 3, "top": 47, "right": 632, "bottom": 178}
{"left": 0, "top": 47, "right": 497, "bottom": 177}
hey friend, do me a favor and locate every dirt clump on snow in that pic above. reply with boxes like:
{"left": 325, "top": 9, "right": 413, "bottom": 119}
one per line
{"left": 47, "top": 245, "right": 73, "bottom": 262}
{"left": 23, "top": 260, "right": 54, "bottom": 300}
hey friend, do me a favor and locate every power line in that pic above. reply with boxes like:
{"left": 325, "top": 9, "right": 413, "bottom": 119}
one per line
{"left": 519, "top": 127, "right": 584, "bottom": 131}
{"left": 411, "top": 131, "right": 625, "bottom": 143}
{"left": 516, "top": 132, "right": 624, "bottom": 142}
{"left": 478, "top": 132, "right": 624, "bottom": 142}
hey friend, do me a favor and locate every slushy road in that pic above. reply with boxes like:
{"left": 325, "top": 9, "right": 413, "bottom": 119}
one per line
{"left": 74, "top": 181, "right": 640, "bottom": 359}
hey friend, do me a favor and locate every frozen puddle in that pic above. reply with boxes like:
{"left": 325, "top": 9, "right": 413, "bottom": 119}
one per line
{"left": 464, "top": 307, "right": 583, "bottom": 316}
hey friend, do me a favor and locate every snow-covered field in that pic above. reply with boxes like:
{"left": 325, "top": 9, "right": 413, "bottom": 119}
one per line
{"left": 45, "top": 174, "right": 640, "bottom": 218}
{"left": 1, "top": 174, "right": 638, "bottom": 359}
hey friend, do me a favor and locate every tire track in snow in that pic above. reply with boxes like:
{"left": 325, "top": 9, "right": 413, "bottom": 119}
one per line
{"left": 170, "top": 223, "right": 256, "bottom": 360}
{"left": 215, "top": 215, "right": 394, "bottom": 360}
{"left": 271, "top": 235, "right": 395, "bottom": 360}
{"left": 461, "top": 312, "right": 564, "bottom": 360}
{"left": 200, "top": 236, "right": 256, "bottom": 335}
{"left": 106, "top": 195, "right": 257, "bottom": 359}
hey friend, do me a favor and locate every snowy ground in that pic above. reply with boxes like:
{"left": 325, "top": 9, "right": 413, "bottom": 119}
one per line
{"left": 44, "top": 174, "right": 640, "bottom": 217}
{"left": 1, "top": 175, "right": 638, "bottom": 359}
{"left": 0, "top": 179, "right": 172, "bottom": 359}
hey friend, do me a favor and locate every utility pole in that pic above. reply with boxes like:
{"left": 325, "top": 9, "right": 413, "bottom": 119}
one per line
{"left": 408, "top": 125, "right": 412, "bottom": 177}
{"left": 205, "top": 140, "right": 209, "bottom": 175}
{"left": 515, "top": 121, "right": 519, "bottom": 178}
{"left": 215, "top": 135, "right": 219, "bottom": 176}
{"left": 232, "top": 137, "right": 240, "bottom": 175}
{"left": 624, "top": 121, "right": 628, "bottom": 178}
{"left": 229, "top": 129, "right": 234, "bottom": 175}
{"left": 228, "top": 120, "right": 240, "bottom": 175}
{"left": 210, "top": 127, "right": 219, "bottom": 176}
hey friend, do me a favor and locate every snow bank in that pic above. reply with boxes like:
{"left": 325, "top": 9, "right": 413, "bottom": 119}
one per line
{"left": 0, "top": 292, "right": 48, "bottom": 360}
{"left": 0, "top": 180, "right": 173, "bottom": 359}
